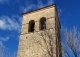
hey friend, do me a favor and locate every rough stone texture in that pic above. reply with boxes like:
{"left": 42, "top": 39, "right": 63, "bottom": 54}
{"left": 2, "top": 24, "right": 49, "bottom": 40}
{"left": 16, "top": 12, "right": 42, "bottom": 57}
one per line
{"left": 17, "top": 5, "right": 62, "bottom": 57}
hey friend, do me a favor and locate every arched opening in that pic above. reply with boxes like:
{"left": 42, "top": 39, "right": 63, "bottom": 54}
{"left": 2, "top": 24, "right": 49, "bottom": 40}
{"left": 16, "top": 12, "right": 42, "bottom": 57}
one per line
{"left": 40, "top": 17, "right": 46, "bottom": 30}
{"left": 28, "top": 20, "right": 35, "bottom": 32}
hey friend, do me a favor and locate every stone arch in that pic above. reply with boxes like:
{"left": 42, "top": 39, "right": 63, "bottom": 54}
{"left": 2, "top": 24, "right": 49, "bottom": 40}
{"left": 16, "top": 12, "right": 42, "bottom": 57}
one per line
{"left": 40, "top": 17, "right": 46, "bottom": 30}
{"left": 28, "top": 20, "right": 35, "bottom": 32}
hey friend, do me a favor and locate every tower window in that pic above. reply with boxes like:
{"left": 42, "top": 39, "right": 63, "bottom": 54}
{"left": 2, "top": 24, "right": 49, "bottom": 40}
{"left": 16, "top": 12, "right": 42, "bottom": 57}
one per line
{"left": 28, "top": 20, "right": 35, "bottom": 32}
{"left": 40, "top": 17, "right": 46, "bottom": 30}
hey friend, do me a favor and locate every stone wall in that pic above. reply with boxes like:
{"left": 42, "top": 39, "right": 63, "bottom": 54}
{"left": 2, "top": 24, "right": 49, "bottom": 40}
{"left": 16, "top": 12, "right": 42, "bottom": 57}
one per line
{"left": 17, "top": 5, "right": 61, "bottom": 57}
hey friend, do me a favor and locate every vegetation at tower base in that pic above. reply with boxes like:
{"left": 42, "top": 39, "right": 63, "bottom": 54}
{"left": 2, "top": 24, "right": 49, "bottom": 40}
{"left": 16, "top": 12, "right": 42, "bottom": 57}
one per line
{"left": 61, "top": 27, "right": 80, "bottom": 57}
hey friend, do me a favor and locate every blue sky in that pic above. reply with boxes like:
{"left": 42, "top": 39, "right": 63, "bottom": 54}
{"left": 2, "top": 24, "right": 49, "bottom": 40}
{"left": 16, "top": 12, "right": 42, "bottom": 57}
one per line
{"left": 0, "top": 0, "right": 80, "bottom": 56}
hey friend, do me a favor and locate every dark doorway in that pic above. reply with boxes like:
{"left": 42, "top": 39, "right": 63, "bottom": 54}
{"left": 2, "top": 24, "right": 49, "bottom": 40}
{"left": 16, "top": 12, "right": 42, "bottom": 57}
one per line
{"left": 40, "top": 17, "right": 46, "bottom": 30}
{"left": 28, "top": 20, "right": 35, "bottom": 32}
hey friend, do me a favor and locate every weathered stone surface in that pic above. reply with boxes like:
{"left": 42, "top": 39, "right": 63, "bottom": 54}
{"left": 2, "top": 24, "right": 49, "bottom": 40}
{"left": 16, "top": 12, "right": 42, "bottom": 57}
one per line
{"left": 17, "top": 4, "right": 62, "bottom": 57}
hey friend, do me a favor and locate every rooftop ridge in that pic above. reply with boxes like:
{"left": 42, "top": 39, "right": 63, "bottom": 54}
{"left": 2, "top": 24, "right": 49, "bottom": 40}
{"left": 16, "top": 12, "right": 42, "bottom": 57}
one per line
{"left": 22, "top": 4, "right": 56, "bottom": 16}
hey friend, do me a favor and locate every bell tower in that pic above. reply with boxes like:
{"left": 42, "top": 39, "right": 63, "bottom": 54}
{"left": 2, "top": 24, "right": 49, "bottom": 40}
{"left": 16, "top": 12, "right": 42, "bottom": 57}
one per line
{"left": 17, "top": 4, "right": 62, "bottom": 57}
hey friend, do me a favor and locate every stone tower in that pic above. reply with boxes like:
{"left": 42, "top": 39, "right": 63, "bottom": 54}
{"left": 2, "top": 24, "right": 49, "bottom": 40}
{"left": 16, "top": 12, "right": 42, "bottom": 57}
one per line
{"left": 17, "top": 4, "right": 62, "bottom": 57}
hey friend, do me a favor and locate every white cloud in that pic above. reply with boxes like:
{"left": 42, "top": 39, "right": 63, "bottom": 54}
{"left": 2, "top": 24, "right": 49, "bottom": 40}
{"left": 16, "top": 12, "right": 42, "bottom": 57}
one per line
{"left": 58, "top": 8, "right": 63, "bottom": 16}
{"left": 0, "top": 20, "right": 5, "bottom": 28}
{"left": 0, "top": 16, "right": 21, "bottom": 31}
{"left": 47, "top": 0, "right": 54, "bottom": 5}
{"left": 0, "top": 41, "right": 5, "bottom": 50}
{"left": 0, "top": 0, "right": 9, "bottom": 4}
{"left": 37, "top": 0, "right": 44, "bottom": 8}
{"left": 20, "top": 0, "right": 54, "bottom": 13}
{"left": 0, "top": 37, "right": 9, "bottom": 41}
{"left": 0, "top": 41, "right": 3, "bottom": 46}
{"left": 14, "top": 0, "right": 20, "bottom": 3}
{"left": 20, "top": 4, "right": 36, "bottom": 13}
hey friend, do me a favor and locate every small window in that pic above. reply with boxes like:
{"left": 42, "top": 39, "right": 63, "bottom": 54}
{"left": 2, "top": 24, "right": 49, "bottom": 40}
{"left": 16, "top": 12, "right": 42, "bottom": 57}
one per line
{"left": 28, "top": 20, "right": 35, "bottom": 32}
{"left": 40, "top": 17, "right": 46, "bottom": 30}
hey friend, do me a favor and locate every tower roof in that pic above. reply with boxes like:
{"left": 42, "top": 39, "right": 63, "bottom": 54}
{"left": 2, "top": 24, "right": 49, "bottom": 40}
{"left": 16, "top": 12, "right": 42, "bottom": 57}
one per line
{"left": 22, "top": 4, "right": 56, "bottom": 16}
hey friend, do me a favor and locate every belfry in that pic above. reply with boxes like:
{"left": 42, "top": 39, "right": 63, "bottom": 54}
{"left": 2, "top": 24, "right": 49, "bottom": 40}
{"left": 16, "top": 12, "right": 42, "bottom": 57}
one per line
{"left": 17, "top": 4, "right": 62, "bottom": 57}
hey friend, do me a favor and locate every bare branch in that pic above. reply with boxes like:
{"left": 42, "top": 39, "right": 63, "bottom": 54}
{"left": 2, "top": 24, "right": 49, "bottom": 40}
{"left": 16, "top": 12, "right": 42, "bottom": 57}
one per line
{"left": 62, "top": 27, "right": 80, "bottom": 57}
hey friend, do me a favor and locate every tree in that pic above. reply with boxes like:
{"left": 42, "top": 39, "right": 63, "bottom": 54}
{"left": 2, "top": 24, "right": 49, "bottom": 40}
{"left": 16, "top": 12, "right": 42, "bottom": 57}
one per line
{"left": 61, "top": 27, "right": 80, "bottom": 57}
{"left": 0, "top": 43, "right": 17, "bottom": 57}
{"left": 36, "top": 28, "right": 62, "bottom": 57}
